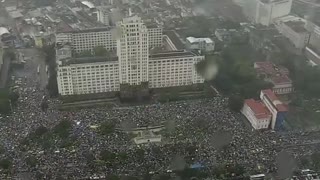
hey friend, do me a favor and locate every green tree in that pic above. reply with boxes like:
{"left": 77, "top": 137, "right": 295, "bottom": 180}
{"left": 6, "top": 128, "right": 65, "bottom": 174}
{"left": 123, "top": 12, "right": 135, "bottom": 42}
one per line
{"left": 0, "top": 145, "right": 5, "bottom": 154}
{"left": 25, "top": 155, "right": 38, "bottom": 167}
{"left": 311, "top": 152, "right": 320, "bottom": 170}
{"left": 54, "top": 120, "right": 72, "bottom": 138}
{"left": 0, "top": 89, "right": 11, "bottom": 115}
{"left": 34, "top": 125, "right": 49, "bottom": 137}
{"left": 99, "top": 122, "right": 115, "bottom": 135}
{"left": 0, "top": 158, "right": 11, "bottom": 169}
{"left": 228, "top": 95, "right": 244, "bottom": 112}
{"left": 100, "top": 150, "right": 116, "bottom": 162}
{"left": 77, "top": 50, "right": 93, "bottom": 57}
{"left": 93, "top": 46, "right": 108, "bottom": 56}
{"left": 8, "top": 91, "right": 19, "bottom": 105}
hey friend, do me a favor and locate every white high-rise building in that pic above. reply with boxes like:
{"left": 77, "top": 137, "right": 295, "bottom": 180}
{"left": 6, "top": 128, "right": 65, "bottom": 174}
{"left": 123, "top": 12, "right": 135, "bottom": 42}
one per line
{"left": 117, "top": 16, "right": 149, "bottom": 85}
{"left": 243, "top": 0, "right": 293, "bottom": 26}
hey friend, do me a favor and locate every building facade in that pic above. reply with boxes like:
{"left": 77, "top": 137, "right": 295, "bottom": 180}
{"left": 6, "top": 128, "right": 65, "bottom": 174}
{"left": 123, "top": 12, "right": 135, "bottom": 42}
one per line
{"left": 56, "top": 16, "right": 205, "bottom": 96}
{"left": 147, "top": 26, "right": 163, "bottom": 48}
{"left": 243, "top": 0, "right": 292, "bottom": 26}
{"left": 260, "top": 89, "right": 287, "bottom": 130}
{"left": 275, "top": 16, "right": 310, "bottom": 49}
{"left": 116, "top": 16, "right": 149, "bottom": 85}
{"left": 96, "top": 7, "right": 110, "bottom": 25}
{"left": 148, "top": 51, "right": 204, "bottom": 88}
{"left": 241, "top": 99, "right": 272, "bottom": 130}
{"left": 57, "top": 57, "right": 120, "bottom": 95}
{"left": 186, "top": 37, "right": 215, "bottom": 52}
{"left": 55, "top": 27, "right": 116, "bottom": 54}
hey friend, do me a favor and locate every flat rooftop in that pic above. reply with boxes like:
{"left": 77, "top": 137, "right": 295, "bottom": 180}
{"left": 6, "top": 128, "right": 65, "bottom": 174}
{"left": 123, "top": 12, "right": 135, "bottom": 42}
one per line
{"left": 149, "top": 50, "right": 198, "bottom": 60}
{"left": 60, "top": 56, "right": 118, "bottom": 66}
{"left": 57, "top": 26, "right": 113, "bottom": 34}
{"left": 163, "top": 30, "right": 185, "bottom": 50}
{"left": 284, "top": 21, "right": 307, "bottom": 33}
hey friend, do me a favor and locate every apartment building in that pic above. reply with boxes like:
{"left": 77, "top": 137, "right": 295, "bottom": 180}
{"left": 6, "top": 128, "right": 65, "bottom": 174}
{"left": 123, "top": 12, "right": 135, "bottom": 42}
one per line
{"left": 147, "top": 24, "right": 163, "bottom": 48}
{"left": 56, "top": 16, "right": 205, "bottom": 96}
{"left": 57, "top": 57, "right": 120, "bottom": 95}
{"left": 56, "top": 26, "right": 163, "bottom": 54}
{"left": 56, "top": 27, "right": 116, "bottom": 54}
{"left": 148, "top": 51, "right": 204, "bottom": 88}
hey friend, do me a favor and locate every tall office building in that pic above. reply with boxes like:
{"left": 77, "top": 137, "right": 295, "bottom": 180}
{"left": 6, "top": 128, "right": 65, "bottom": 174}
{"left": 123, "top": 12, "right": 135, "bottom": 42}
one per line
{"left": 116, "top": 16, "right": 149, "bottom": 85}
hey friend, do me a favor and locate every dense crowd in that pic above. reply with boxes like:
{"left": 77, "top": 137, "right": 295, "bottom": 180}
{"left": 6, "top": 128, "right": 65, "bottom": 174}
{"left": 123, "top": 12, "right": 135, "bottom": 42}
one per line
{"left": 0, "top": 50, "right": 320, "bottom": 179}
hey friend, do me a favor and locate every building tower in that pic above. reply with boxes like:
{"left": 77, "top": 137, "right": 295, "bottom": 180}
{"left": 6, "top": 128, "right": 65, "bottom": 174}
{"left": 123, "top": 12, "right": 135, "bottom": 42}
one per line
{"left": 116, "top": 16, "right": 149, "bottom": 86}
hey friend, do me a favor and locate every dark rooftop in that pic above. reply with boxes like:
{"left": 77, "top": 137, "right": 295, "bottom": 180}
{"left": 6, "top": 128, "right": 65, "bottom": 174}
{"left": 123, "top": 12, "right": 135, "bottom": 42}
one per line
{"left": 149, "top": 50, "right": 198, "bottom": 59}
{"left": 60, "top": 56, "right": 118, "bottom": 66}
{"left": 163, "top": 30, "right": 185, "bottom": 50}
{"left": 284, "top": 21, "right": 307, "bottom": 33}
{"left": 57, "top": 26, "right": 113, "bottom": 34}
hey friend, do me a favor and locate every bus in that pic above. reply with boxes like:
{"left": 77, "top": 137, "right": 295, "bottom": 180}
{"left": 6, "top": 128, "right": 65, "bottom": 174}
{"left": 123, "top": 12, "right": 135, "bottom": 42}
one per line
{"left": 250, "top": 174, "right": 265, "bottom": 180}
{"left": 37, "top": 65, "right": 40, "bottom": 74}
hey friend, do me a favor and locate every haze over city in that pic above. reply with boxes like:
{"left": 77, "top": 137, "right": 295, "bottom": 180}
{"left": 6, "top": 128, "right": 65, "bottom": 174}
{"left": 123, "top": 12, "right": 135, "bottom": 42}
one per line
{"left": 0, "top": 0, "right": 320, "bottom": 179}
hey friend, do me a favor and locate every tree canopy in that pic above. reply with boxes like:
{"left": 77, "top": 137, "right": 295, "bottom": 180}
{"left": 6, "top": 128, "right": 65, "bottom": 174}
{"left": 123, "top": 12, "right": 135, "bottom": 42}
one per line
{"left": 93, "top": 46, "right": 109, "bottom": 56}
{"left": 210, "top": 45, "right": 273, "bottom": 98}
{"left": 0, "top": 89, "right": 12, "bottom": 115}
{"left": 98, "top": 121, "right": 115, "bottom": 135}
{"left": 54, "top": 120, "right": 72, "bottom": 138}
{"left": 228, "top": 95, "right": 244, "bottom": 112}
{"left": 0, "top": 158, "right": 11, "bottom": 169}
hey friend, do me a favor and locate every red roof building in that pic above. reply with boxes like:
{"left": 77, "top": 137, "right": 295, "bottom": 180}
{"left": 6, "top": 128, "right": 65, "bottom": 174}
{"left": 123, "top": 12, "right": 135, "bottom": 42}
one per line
{"left": 241, "top": 99, "right": 272, "bottom": 130}
{"left": 254, "top": 61, "right": 293, "bottom": 94}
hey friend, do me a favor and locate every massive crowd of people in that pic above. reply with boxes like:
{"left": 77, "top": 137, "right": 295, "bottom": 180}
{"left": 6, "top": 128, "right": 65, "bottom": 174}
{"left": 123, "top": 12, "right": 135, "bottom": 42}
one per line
{"left": 0, "top": 50, "right": 320, "bottom": 179}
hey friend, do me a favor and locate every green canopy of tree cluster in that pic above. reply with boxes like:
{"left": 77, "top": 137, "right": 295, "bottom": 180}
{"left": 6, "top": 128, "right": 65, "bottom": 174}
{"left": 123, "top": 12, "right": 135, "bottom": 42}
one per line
{"left": 53, "top": 120, "right": 72, "bottom": 138}
{"left": 75, "top": 46, "right": 110, "bottom": 57}
{"left": 0, "top": 89, "right": 19, "bottom": 115}
{"left": 0, "top": 158, "right": 11, "bottom": 169}
{"left": 25, "top": 155, "right": 38, "bottom": 167}
{"left": 209, "top": 45, "right": 273, "bottom": 99}
{"left": 276, "top": 53, "right": 320, "bottom": 99}
{"left": 98, "top": 121, "right": 115, "bottom": 135}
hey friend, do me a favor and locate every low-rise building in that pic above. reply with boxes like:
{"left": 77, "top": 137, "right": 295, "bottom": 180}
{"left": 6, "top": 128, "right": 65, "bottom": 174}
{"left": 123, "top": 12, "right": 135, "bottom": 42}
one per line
{"left": 186, "top": 37, "right": 215, "bottom": 52}
{"left": 260, "top": 89, "right": 288, "bottom": 130}
{"left": 254, "top": 61, "right": 293, "bottom": 94}
{"left": 241, "top": 99, "right": 272, "bottom": 130}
